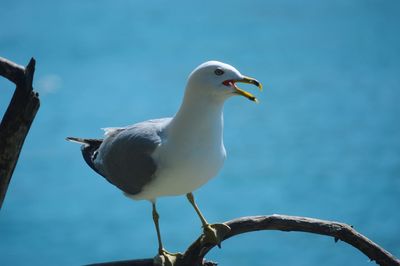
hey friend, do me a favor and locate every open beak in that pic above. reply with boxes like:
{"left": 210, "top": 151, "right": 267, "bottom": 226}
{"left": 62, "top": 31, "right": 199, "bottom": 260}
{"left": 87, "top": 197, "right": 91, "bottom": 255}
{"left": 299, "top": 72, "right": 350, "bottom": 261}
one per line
{"left": 223, "top": 76, "right": 263, "bottom": 102}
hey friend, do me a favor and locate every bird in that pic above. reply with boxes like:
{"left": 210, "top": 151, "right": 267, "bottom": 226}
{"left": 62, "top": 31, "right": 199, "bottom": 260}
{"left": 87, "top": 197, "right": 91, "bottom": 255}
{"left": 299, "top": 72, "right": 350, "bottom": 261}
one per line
{"left": 67, "top": 61, "right": 262, "bottom": 265}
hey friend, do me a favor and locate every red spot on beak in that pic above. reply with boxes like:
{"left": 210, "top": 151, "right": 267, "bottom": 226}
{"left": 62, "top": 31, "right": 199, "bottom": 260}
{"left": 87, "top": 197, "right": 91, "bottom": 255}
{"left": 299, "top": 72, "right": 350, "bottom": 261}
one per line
{"left": 223, "top": 80, "right": 234, "bottom": 87}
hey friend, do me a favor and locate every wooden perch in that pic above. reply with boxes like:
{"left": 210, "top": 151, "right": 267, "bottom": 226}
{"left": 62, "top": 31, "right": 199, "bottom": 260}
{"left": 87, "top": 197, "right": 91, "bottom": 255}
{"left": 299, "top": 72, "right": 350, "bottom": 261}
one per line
{"left": 0, "top": 56, "right": 40, "bottom": 209}
{"left": 87, "top": 214, "right": 400, "bottom": 266}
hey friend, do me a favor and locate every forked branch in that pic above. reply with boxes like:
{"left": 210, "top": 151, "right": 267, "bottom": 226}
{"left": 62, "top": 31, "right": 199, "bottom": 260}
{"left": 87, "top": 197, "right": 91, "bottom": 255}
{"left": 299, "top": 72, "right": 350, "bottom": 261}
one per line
{"left": 0, "top": 56, "right": 40, "bottom": 209}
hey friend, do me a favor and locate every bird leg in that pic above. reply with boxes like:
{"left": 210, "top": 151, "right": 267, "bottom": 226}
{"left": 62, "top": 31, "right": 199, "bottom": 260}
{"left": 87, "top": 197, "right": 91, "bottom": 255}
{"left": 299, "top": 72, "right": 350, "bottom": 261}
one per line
{"left": 152, "top": 202, "right": 182, "bottom": 266}
{"left": 186, "top": 192, "right": 231, "bottom": 247}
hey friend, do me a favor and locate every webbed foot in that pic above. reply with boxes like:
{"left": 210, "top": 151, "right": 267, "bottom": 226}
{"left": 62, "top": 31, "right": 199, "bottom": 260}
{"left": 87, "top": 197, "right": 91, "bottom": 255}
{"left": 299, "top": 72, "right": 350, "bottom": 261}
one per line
{"left": 202, "top": 223, "right": 231, "bottom": 247}
{"left": 153, "top": 249, "right": 183, "bottom": 266}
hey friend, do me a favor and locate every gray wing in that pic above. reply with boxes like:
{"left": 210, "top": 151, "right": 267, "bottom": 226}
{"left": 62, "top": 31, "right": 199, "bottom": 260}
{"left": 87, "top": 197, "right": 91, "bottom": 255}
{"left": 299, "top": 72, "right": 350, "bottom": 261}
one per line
{"left": 66, "top": 137, "right": 104, "bottom": 177}
{"left": 94, "top": 118, "right": 171, "bottom": 195}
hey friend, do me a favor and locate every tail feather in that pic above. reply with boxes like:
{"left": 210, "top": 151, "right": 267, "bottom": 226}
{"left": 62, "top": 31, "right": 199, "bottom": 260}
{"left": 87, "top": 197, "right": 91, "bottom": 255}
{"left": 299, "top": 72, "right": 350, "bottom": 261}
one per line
{"left": 67, "top": 136, "right": 131, "bottom": 192}
{"left": 66, "top": 136, "right": 88, "bottom": 145}
{"left": 66, "top": 137, "right": 102, "bottom": 146}
{"left": 67, "top": 136, "right": 105, "bottom": 177}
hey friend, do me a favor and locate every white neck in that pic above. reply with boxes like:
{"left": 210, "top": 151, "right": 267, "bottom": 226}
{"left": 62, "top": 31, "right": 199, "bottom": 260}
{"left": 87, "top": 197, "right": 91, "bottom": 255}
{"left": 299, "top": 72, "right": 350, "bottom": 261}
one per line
{"left": 141, "top": 85, "right": 228, "bottom": 200}
{"left": 167, "top": 86, "right": 225, "bottom": 147}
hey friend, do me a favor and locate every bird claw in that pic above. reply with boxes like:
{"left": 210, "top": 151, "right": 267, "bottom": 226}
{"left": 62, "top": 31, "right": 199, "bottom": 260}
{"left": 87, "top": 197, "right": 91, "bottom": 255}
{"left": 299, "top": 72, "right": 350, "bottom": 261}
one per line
{"left": 153, "top": 249, "right": 183, "bottom": 266}
{"left": 202, "top": 223, "right": 231, "bottom": 247}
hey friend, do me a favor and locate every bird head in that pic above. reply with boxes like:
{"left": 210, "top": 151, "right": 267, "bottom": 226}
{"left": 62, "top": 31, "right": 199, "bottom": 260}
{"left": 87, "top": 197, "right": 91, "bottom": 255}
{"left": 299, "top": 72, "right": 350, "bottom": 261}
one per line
{"left": 186, "top": 61, "right": 263, "bottom": 103}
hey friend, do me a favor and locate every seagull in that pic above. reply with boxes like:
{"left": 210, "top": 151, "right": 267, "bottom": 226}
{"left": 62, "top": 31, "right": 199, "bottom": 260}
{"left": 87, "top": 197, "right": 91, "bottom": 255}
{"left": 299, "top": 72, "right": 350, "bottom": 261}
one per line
{"left": 67, "top": 61, "right": 262, "bottom": 265}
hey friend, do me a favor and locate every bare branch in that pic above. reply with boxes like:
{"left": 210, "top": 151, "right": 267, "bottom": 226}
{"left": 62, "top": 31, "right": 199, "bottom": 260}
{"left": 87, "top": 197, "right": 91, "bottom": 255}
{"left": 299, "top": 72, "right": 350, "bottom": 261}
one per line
{"left": 87, "top": 259, "right": 154, "bottom": 266}
{"left": 182, "top": 215, "right": 400, "bottom": 266}
{"left": 88, "top": 215, "right": 400, "bottom": 266}
{"left": 0, "top": 56, "right": 25, "bottom": 85}
{"left": 0, "top": 56, "right": 40, "bottom": 209}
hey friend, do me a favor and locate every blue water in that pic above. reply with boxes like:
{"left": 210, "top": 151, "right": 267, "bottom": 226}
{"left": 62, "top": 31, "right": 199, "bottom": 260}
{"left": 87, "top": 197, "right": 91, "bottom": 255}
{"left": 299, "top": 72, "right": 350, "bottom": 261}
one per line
{"left": 1, "top": 0, "right": 399, "bottom": 265}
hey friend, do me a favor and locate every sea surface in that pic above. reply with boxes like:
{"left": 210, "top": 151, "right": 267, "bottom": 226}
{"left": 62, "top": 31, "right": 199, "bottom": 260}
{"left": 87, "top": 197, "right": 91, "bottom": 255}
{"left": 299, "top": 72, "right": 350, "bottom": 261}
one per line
{"left": 1, "top": 1, "right": 399, "bottom": 265}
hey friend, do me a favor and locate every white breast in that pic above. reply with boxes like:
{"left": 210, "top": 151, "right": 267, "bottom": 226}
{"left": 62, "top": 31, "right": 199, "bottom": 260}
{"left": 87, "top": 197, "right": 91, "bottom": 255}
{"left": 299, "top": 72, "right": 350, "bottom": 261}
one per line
{"left": 131, "top": 93, "right": 227, "bottom": 201}
{"left": 136, "top": 141, "right": 226, "bottom": 200}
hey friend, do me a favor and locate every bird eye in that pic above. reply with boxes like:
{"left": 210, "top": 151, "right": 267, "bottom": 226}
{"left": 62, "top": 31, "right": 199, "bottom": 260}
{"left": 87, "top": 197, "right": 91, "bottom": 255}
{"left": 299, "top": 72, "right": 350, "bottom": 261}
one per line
{"left": 214, "top": 68, "right": 224, "bottom": 76}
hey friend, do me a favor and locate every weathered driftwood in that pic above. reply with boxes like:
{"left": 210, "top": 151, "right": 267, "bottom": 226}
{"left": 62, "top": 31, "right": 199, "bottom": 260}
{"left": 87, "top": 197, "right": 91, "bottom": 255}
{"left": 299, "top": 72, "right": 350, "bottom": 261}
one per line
{"left": 87, "top": 214, "right": 400, "bottom": 266}
{"left": 0, "top": 56, "right": 40, "bottom": 209}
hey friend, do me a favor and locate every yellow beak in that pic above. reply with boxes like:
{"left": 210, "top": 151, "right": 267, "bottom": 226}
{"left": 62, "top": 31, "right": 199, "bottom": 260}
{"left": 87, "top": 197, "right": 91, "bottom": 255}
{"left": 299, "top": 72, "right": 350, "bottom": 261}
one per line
{"left": 231, "top": 76, "right": 263, "bottom": 102}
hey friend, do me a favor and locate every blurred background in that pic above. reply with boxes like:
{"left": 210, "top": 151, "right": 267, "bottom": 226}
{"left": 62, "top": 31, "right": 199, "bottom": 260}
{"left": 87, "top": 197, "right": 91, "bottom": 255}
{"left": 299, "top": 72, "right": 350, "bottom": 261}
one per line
{"left": 1, "top": 0, "right": 399, "bottom": 265}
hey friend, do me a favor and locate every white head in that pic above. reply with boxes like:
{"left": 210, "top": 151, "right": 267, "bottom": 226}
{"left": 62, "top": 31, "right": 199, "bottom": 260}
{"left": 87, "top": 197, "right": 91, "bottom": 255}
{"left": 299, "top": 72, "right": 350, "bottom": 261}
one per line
{"left": 185, "top": 61, "right": 262, "bottom": 103}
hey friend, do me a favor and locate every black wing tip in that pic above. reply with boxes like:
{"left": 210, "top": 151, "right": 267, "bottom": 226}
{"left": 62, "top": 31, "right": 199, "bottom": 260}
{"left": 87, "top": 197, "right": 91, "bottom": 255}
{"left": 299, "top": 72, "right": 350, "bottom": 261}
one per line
{"left": 66, "top": 137, "right": 104, "bottom": 147}
{"left": 66, "top": 136, "right": 86, "bottom": 144}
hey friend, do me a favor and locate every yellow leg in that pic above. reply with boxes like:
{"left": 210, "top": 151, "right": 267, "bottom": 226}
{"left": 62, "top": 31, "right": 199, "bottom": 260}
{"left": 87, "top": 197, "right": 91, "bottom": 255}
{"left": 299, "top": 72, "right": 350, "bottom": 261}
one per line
{"left": 151, "top": 202, "right": 182, "bottom": 266}
{"left": 186, "top": 192, "right": 231, "bottom": 246}
{"left": 152, "top": 202, "right": 164, "bottom": 254}
{"left": 186, "top": 192, "right": 209, "bottom": 227}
